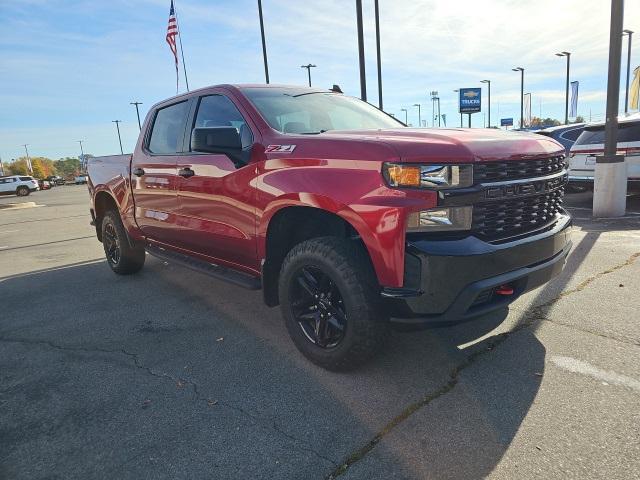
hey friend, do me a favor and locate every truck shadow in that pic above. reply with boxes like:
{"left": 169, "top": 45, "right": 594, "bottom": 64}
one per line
{"left": 0, "top": 258, "right": 544, "bottom": 480}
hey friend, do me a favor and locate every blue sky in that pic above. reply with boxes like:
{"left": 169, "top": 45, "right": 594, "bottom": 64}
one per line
{"left": 1, "top": 0, "right": 639, "bottom": 161}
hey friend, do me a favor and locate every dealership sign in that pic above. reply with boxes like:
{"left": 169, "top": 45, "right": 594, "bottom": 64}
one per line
{"left": 459, "top": 88, "right": 481, "bottom": 113}
{"left": 501, "top": 118, "right": 514, "bottom": 127}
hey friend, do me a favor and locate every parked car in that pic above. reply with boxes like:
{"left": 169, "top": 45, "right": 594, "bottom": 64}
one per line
{"left": 38, "top": 179, "right": 52, "bottom": 190}
{"left": 46, "top": 175, "right": 65, "bottom": 186}
{"left": 88, "top": 84, "right": 572, "bottom": 370}
{"left": 535, "top": 123, "right": 586, "bottom": 155}
{"left": 75, "top": 174, "right": 88, "bottom": 185}
{"left": 568, "top": 114, "right": 640, "bottom": 190}
{"left": 0, "top": 175, "right": 39, "bottom": 196}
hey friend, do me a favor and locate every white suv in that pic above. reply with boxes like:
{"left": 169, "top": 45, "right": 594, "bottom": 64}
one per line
{"left": 0, "top": 175, "right": 40, "bottom": 197}
{"left": 568, "top": 114, "right": 640, "bottom": 190}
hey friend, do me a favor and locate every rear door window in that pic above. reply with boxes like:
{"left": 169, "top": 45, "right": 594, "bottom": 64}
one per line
{"left": 575, "top": 122, "right": 640, "bottom": 146}
{"left": 148, "top": 101, "right": 190, "bottom": 154}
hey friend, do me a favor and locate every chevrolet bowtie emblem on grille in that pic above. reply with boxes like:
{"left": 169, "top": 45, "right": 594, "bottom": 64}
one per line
{"left": 484, "top": 174, "right": 567, "bottom": 199}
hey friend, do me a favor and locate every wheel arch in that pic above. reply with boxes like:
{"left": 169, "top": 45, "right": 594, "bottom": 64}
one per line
{"left": 93, "top": 191, "right": 120, "bottom": 242}
{"left": 260, "top": 199, "right": 383, "bottom": 307}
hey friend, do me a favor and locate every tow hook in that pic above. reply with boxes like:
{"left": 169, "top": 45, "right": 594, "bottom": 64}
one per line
{"left": 495, "top": 284, "right": 515, "bottom": 296}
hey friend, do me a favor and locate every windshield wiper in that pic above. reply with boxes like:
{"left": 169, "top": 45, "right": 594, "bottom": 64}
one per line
{"left": 291, "top": 92, "right": 336, "bottom": 98}
{"left": 299, "top": 129, "right": 330, "bottom": 134}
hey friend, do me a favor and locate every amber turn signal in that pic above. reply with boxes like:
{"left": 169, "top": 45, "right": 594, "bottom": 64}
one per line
{"left": 384, "top": 164, "right": 421, "bottom": 187}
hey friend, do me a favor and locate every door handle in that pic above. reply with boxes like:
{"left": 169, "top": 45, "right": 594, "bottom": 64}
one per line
{"left": 132, "top": 167, "right": 145, "bottom": 177}
{"left": 179, "top": 167, "right": 195, "bottom": 178}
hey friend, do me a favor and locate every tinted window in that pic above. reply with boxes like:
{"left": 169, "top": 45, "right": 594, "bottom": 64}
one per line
{"left": 148, "top": 101, "right": 189, "bottom": 154}
{"left": 575, "top": 122, "right": 640, "bottom": 145}
{"left": 19, "top": 176, "right": 32, "bottom": 181}
{"left": 193, "top": 95, "right": 253, "bottom": 149}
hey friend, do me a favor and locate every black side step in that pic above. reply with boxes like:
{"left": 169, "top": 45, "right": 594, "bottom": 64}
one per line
{"left": 146, "top": 244, "right": 261, "bottom": 290}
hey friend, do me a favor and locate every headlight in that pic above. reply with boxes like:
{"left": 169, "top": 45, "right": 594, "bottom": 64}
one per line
{"left": 407, "top": 207, "right": 472, "bottom": 232}
{"left": 383, "top": 163, "right": 473, "bottom": 189}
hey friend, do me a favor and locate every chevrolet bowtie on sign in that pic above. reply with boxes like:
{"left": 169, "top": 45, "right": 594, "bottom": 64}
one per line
{"left": 459, "top": 87, "right": 482, "bottom": 114}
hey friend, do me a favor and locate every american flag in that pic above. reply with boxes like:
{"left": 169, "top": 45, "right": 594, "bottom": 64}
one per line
{"left": 166, "top": 0, "right": 179, "bottom": 92}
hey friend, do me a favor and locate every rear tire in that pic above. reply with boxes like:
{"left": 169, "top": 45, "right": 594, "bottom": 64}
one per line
{"left": 101, "top": 211, "right": 145, "bottom": 275}
{"left": 279, "top": 237, "right": 389, "bottom": 371}
{"left": 16, "top": 186, "right": 30, "bottom": 196}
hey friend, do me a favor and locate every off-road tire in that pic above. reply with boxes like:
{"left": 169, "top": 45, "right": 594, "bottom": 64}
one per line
{"left": 101, "top": 210, "right": 145, "bottom": 275}
{"left": 279, "top": 236, "right": 389, "bottom": 371}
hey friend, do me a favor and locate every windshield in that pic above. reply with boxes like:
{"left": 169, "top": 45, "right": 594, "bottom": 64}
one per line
{"left": 241, "top": 88, "right": 404, "bottom": 134}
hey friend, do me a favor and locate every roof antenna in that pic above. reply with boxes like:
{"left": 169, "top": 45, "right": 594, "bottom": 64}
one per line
{"left": 330, "top": 84, "right": 343, "bottom": 93}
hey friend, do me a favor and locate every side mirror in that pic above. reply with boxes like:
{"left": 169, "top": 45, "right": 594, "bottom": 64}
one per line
{"left": 191, "top": 127, "right": 242, "bottom": 163}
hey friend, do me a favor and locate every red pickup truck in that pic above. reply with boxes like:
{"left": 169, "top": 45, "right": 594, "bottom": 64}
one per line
{"left": 88, "top": 84, "right": 572, "bottom": 370}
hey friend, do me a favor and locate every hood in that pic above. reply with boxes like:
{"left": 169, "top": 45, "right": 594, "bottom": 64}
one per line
{"left": 320, "top": 128, "right": 565, "bottom": 163}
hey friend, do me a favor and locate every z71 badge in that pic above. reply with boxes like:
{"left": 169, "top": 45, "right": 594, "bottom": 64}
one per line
{"left": 265, "top": 144, "right": 296, "bottom": 153}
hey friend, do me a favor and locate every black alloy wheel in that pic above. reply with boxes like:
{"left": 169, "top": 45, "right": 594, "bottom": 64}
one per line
{"left": 103, "top": 221, "right": 121, "bottom": 267}
{"left": 279, "top": 236, "right": 389, "bottom": 370}
{"left": 290, "top": 266, "right": 347, "bottom": 348}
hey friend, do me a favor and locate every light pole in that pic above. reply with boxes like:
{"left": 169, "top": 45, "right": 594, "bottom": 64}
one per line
{"left": 453, "top": 89, "right": 462, "bottom": 127}
{"left": 623, "top": 30, "right": 633, "bottom": 113}
{"left": 22, "top": 144, "right": 32, "bottom": 173}
{"left": 480, "top": 79, "right": 491, "bottom": 127}
{"left": 112, "top": 120, "right": 123, "bottom": 154}
{"left": 300, "top": 64, "right": 317, "bottom": 87}
{"left": 512, "top": 67, "right": 524, "bottom": 128}
{"left": 593, "top": 0, "right": 626, "bottom": 217}
{"left": 413, "top": 104, "right": 421, "bottom": 127}
{"left": 130, "top": 101, "right": 143, "bottom": 130}
{"left": 355, "top": 0, "right": 367, "bottom": 101}
{"left": 555, "top": 52, "right": 571, "bottom": 124}
{"left": 401, "top": 108, "right": 408, "bottom": 125}
{"left": 374, "top": 0, "right": 383, "bottom": 110}
{"left": 430, "top": 91, "right": 440, "bottom": 127}
{"left": 435, "top": 96, "right": 441, "bottom": 127}
{"left": 257, "top": 0, "right": 269, "bottom": 83}
{"left": 78, "top": 140, "right": 86, "bottom": 173}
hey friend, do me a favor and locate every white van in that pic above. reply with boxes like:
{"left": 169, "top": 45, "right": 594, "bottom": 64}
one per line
{"left": 568, "top": 114, "right": 640, "bottom": 190}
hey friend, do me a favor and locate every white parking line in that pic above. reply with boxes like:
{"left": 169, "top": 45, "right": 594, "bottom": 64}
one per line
{"left": 0, "top": 230, "right": 19, "bottom": 235}
{"left": 550, "top": 355, "right": 640, "bottom": 393}
{"left": 0, "top": 246, "right": 8, "bottom": 250}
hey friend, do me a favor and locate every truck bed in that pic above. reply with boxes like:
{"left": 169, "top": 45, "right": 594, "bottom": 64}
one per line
{"left": 87, "top": 154, "right": 131, "bottom": 185}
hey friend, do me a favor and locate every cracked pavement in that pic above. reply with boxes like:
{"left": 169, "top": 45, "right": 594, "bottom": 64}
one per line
{"left": 1, "top": 187, "right": 639, "bottom": 479}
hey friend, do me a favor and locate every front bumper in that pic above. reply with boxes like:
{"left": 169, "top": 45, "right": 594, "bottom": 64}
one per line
{"left": 382, "top": 213, "right": 572, "bottom": 328}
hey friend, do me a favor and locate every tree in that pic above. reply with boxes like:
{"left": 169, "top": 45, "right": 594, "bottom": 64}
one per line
{"left": 6, "top": 158, "right": 30, "bottom": 175}
{"left": 53, "top": 157, "right": 82, "bottom": 179}
{"left": 31, "top": 160, "right": 45, "bottom": 179}
{"left": 572, "top": 116, "right": 585, "bottom": 124}
{"left": 529, "top": 117, "right": 561, "bottom": 128}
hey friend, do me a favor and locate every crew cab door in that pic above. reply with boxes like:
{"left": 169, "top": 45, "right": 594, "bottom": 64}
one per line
{"left": 131, "top": 99, "right": 191, "bottom": 245}
{"left": 175, "top": 93, "right": 259, "bottom": 271}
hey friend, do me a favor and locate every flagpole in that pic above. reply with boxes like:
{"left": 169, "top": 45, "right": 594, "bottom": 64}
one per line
{"left": 173, "top": 1, "right": 190, "bottom": 92}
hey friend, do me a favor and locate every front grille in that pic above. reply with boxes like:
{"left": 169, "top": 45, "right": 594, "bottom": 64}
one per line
{"left": 472, "top": 189, "right": 564, "bottom": 240}
{"left": 474, "top": 155, "right": 567, "bottom": 183}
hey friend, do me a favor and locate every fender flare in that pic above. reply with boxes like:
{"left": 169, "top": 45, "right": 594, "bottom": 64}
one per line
{"left": 258, "top": 193, "right": 399, "bottom": 286}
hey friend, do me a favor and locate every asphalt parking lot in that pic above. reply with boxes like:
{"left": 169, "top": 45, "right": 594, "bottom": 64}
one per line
{"left": 1, "top": 185, "right": 639, "bottom": 480}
